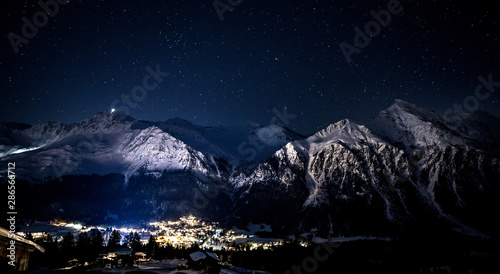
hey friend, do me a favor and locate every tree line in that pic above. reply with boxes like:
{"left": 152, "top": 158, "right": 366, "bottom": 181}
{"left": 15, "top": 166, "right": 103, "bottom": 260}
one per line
{"left": 25, "top": 229, "right": 146, "bottom": 269}
{"left": 25, "top": 229, "right": 202, "bottom": 270}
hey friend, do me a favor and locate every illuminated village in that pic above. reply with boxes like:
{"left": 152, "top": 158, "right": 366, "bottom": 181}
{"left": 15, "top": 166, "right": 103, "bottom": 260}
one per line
{"left": 8, "top": 215, "right": 293, "bottom": 273}
{"left": 149, "top": 216, "right": 284, "bottom": 251}
{"left": 19, "top": 215, "right": 285, "bottom": 251}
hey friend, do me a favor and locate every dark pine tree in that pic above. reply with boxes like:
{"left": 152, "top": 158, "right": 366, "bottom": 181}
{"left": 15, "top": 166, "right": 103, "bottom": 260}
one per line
{"left": 35, "top": 233, "right": 60, "bottom": 268}
{"left": 131, "top": 232, "right": 142, "bottom": 251}
{"left": 90, "top": 230, "right": 104, "bottom": 256}
{"left": 123, "top": 232, "right": 134, "bottom": 248}
{"left": 76, "top": 232, "right": 91, "bottom": 262}
{"left": 61, "top": 232, "right": 75, "bottom": 250}
{"left": 146, "top": 235, "right": 159, "bottom": 259}
{"left": 60, "top": 232, "right": 76, "bottom": 262}
{"left": 108, "top": 230, "right": 122, "bottom": 248}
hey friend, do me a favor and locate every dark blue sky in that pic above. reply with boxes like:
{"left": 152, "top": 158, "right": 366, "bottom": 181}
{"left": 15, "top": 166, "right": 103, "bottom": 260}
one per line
{"left": 1, "top": 0, "right": 499, "bottom": 134}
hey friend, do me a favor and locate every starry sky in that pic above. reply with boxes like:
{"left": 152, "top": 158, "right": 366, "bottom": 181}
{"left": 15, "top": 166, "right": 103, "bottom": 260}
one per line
{"left": 1, "top": 0, "right": 499, "bottom": 135}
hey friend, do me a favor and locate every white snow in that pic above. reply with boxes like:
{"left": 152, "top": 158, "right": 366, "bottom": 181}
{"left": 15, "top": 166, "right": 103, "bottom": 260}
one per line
{"left": 292, "top": 119, "right": 388, "bottom": 207}
{"left": 293, "top": 119, "right": 386, "bottom": 157}
{"left": 369, "top": 99, "right": 495, "bottom": 152}
{"left": 0, "top": 146, "right": 42, "bottom": 157}
{"left": 0, "top": 112, "right": 303, "bottom": 181}
{"left": 246, "top": 222, "right": 272, "bottom": 233}
{"left": 311, "top": 236, "right": 392, "bottom": 244}
{"left": 189, "top": 251, "right": 207, "bottom": 262}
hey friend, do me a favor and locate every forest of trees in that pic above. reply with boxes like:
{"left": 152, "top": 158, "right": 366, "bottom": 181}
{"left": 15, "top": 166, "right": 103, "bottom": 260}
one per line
{"left": 26, "top": 229, "right": 144, "bottom": 269}
{"left": 24, "top": 229, "right": 205, "bottom": 271}
{"left": 23, "top": 229, "right": 500, "bottom": 273}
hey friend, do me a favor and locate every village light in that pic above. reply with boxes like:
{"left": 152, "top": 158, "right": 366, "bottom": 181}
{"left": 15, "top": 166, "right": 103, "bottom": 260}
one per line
{"left": 65, "top": 223, "right": 83, "bottom": 230}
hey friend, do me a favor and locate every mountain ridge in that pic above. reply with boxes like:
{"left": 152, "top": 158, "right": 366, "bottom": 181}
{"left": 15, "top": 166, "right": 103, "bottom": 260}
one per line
{"left": 1, "top": 100, "right": 499, "bottom": 238}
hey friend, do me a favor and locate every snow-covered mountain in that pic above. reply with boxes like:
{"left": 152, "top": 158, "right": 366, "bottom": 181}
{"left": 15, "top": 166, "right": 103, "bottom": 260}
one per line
{"left": 133, "top": 116, "right": 302, "bottom": 168}
{"left": 231, "top": 100, "right": 500, "bottom": 237}
{"left": 1, "top": 100, "right": 499, "bottom": 237}
{"left": 371, "top": 99, "right": 500, "bottom": 153}
{"left": 231, "top": 119, "right": 419, "bottom": 236}
{"left": 0, "top": 111, "right": 300, "bottom": 182}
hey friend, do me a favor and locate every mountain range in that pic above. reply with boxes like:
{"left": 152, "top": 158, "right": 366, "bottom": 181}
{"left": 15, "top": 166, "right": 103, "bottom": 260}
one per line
{"left": 1, "top": 100, "right": 499, "bottom": 238}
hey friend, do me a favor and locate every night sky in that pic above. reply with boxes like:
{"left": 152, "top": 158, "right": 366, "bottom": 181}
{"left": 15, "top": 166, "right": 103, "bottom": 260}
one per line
{"left": 1, "top": 0, "right": 499, "bottom": 135}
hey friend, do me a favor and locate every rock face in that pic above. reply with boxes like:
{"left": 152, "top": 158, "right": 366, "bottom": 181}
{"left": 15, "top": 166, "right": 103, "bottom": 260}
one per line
{"left": 1, "top": 100, "right": 499, "bottom": 237}
{"left": 231, "top": 101, "right": 500, "bottom": 237}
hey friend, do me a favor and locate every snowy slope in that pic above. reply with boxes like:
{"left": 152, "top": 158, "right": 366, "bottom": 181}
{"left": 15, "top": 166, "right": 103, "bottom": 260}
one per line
{"left": 1, "top": 101, "right": 499, "bottom": 237}
{"left": 371, "top": 99, "right": 500, "bottom": 154}
{"left": 0, "top": 112, "right": 226, "bottom": 183}
{"left": 293, "top": 119, "right": 387, "bottom": 156}
{"left": 232, "top": 118, "right": 416, "bottom": 235}
{"left": 132, "top": 117, "right": 302, "bottom": 168}
{"left": 232, "top": 100, "right": 500, "bottom": 237}
{"left": 0, "top": 111, "right": 301, "bottom": 182}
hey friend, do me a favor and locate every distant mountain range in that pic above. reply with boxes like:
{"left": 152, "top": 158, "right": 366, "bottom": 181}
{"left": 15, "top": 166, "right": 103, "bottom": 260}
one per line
{"left": 1, "top": 100, "right": 499, "bottom": 238}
